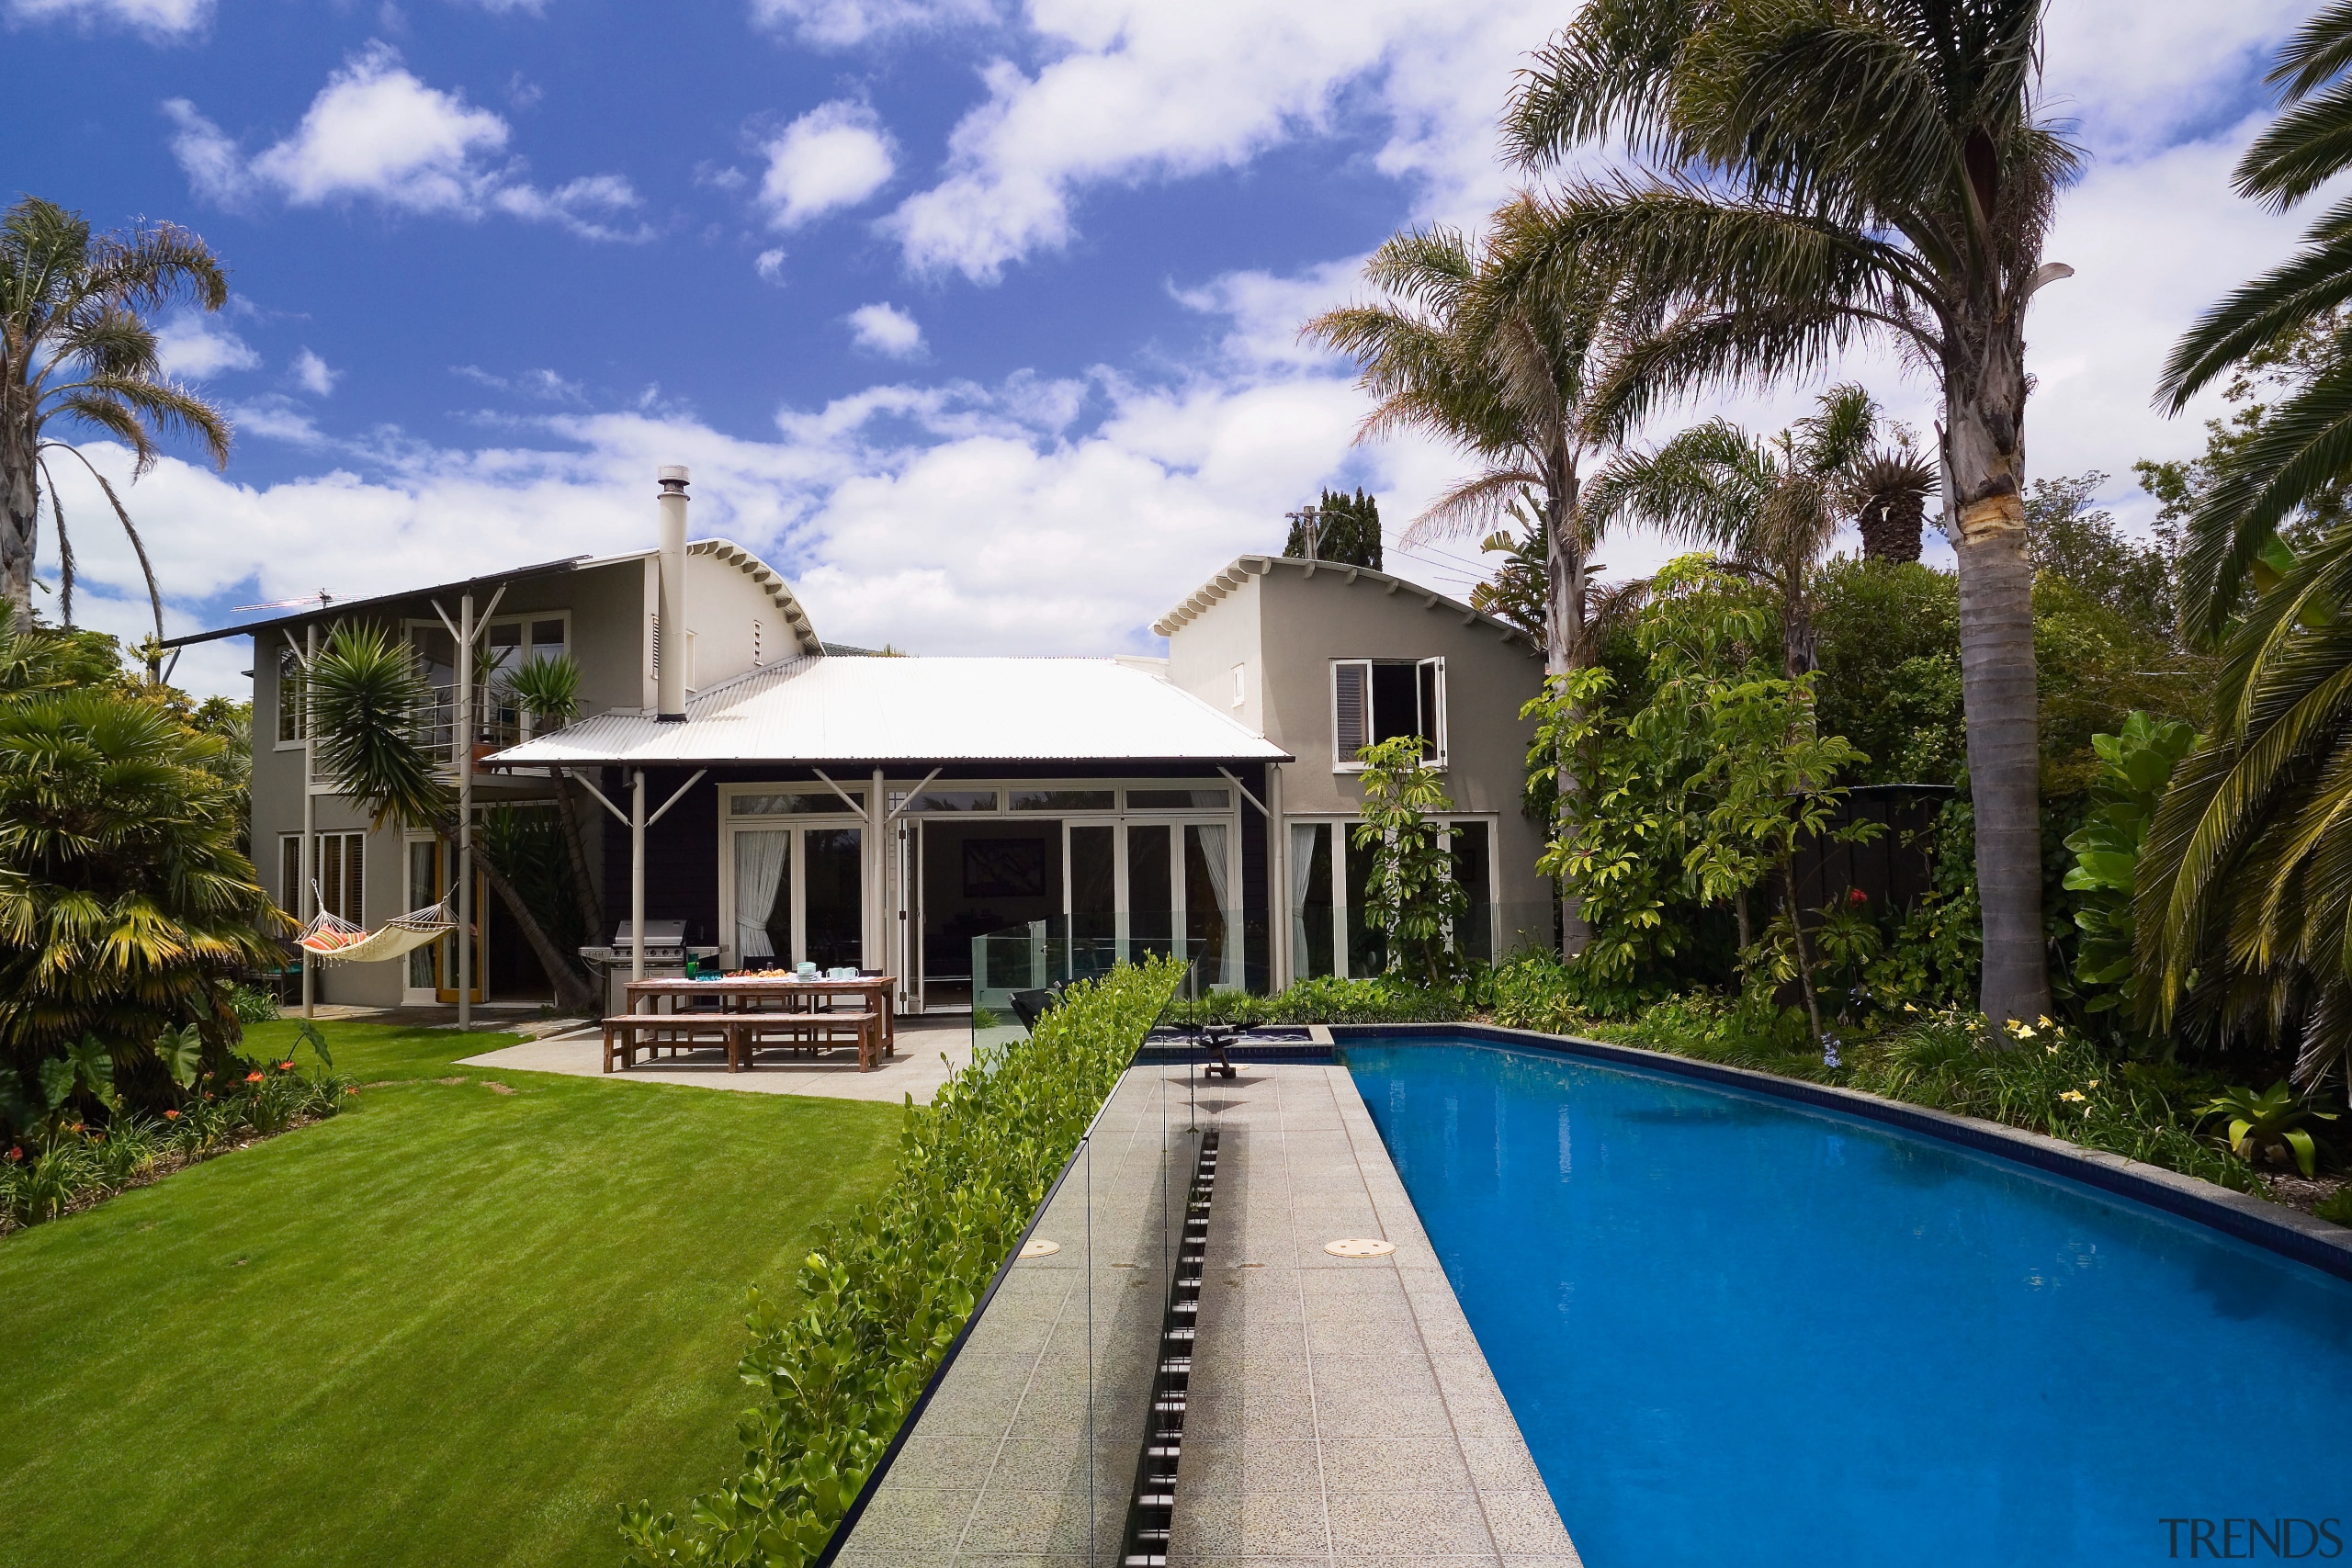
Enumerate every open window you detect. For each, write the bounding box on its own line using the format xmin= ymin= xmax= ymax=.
xmin=1331 ymin=656 xmax=1446 ymax=769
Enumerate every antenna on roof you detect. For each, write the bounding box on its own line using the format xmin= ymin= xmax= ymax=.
xmin=1284 ymin=505 xmax=1322 ymax=563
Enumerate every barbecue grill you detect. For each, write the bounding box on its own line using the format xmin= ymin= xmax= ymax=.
xmin=579 ymin=920 xmax=719 ymax=1013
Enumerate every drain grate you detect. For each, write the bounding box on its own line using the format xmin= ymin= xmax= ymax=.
xmin=1119 ymin=1129 xmax=1218 ymax=1568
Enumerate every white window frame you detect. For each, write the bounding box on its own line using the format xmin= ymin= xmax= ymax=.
xmin=1282 ymin=813 xmax=1493 ymax=984
xmin=718 ymin=784 xmax=872 ymax=970
xmin=273 ymin=645 xmax=306 ymax=751
xmin=1330 ymin=656 xmax=1447 ymax=772
xmin=280 ymin=829 xmax=366 ymax=923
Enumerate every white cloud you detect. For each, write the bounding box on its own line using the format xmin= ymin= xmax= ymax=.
xmin=758 ymin=100 xmax=897 ymax=229
xmin=885 ymin=0 xmax=1554 ymax=280
xmin=452 ymin=365 xmax=585 ymax=402
xmin=164 ymin=43 xmax=648 ymax=240
xmin=754 ymin=247 xmax=788 ymax=285
xmin=749 ymin=0 xmax=992 ymax=49
xmin=6 ymin=0 xmax=209 ymax=37
xmin=846 ymin=302 xmax=923 ymax=358
xmin=154 ymin=312 xmax=260 ymax=379
xmin=291 ymin=349 xmax=340 ymax=397
xmin=2041 ymin=0 xmax=2306 ymax=160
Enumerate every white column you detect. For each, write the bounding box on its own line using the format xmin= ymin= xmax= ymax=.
xmin=300 ymin=624 xmax=318 ymax=1019
xmin=458 ymin=592 xmax=473 ymax=1031
xmin=1269 ymin=762 xmax=1286 ymax=991
xmin=870 ymin=767 xmax=886 ymax=969
xmin=630 ymin=769 xmax=647 ymax=985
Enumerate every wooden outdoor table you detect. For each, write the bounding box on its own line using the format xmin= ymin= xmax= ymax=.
xmin=624 ymin=975 xmax=897 ymax=1057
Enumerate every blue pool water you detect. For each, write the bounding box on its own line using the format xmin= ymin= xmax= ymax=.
xmin=1344 ymin=1039 xmax=2352 ymax=1567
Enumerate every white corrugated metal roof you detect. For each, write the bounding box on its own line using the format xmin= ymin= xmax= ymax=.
xmin=484 ymin=655 xmax=1290 ymax=766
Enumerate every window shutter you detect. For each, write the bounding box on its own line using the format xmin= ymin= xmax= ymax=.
xmin=1333 ymin=661 xmax=1370 ymax=761
xmin=1418 ymin=657 xmax=1447 ymax=765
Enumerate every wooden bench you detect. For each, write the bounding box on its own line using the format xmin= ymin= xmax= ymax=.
xmin=738 ymin=1009 xmax=884 ymax=1072
xmin=603 ymin=1011 xmax=740 ymax=1073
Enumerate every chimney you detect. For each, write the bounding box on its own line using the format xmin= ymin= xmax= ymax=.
xmin=656 ymin=465 xmax=689 ymax=721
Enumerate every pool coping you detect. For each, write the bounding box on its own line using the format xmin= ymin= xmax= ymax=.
xmin=1331 ymin=1021 xmax=2352 ymax=1286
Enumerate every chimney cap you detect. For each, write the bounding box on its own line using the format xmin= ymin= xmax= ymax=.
xmin=658 ymin=465 xmax=690 ymax=489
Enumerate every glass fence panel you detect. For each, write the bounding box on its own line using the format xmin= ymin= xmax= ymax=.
xmin=831 ymin=954 xmax=1195 ymax=1568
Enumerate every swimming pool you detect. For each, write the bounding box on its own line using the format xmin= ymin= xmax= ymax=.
xmin=1343 ymin=1037 xmax=2352 ymax=1567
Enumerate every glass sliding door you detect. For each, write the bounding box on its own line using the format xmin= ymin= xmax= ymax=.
xmin=1290 ymin=822 xmax=1335 ymax=980
xmin=1069 ymin=824 xmax=1115 ymax=976
xmin=1345 ymin=825 xmax=1387 ymax=978
xmin=803 ymin=828 xmax=863 ymax=970
xmin=1448 ymin=820 xmax=1493 ymax=964
xmin=1183 ymin=823 xmax=1232 ymax=987
xmin=1127 ymin=823 xmax=1172 ymax=959
xmin=734 ymin=829 xmax=792 ymax=965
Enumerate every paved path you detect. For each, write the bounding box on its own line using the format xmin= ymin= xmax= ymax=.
xmin=457 ymin=1016 xmax=975 ymax=1104
xmin=1175 ymin=1062 xmax=1581 ymax=1565
xmin=831 ymin=1059 xmax=1579 ymax=1566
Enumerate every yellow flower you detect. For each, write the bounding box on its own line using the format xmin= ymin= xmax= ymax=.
xmin=1903 ymin=1002 xmax=1918 ymax=1013
xmin=2086 ymin=1079 xmax=2100 ymax=1089
xmin=2016 ymin=1024 xmax=2037 ymax=1039
xmin=2058 ymin=1089 xmax=2086 ymax=1102
xmin=2045 ymin=1044 xmax=2061 ymax=1055
xmin=2037 ymin=1015 xmax=2054 ymax=1029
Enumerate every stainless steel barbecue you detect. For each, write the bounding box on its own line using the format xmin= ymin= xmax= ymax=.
xmin=579 ymin=921 xmax=718 ymax=1013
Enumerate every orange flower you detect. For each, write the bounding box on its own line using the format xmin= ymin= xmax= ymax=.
xmin=343 ymin=1086 xmax=358 ymax=1096
xmin=4 ymin=1147 xmax=18 ymax=1162
xmin=244 ymin=1071 xmax=264 ymax=1083
xmin=277 ymin=1061 xmax=294 ymax=1071
xmin=164 ymin=1109 xmax=181 ymax=1120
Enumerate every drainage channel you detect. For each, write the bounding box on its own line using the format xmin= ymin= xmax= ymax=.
xmin=1119 ymin=1126 xmax=1218 ymax=1568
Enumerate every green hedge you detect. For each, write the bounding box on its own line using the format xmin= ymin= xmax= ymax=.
xmin=617 ymin=955 xmax=1184 ymax=1568
xmin=1179 ymin=973 xmax=1466 ymax=1026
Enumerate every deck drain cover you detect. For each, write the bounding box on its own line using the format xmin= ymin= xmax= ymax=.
xmin=1324 ymin=1237 xmax=1396 ymax=1258
xmin=1019 ymin=1238 xmax=1061 ymax=1258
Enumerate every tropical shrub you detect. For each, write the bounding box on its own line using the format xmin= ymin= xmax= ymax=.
xmin=0 ymin=655 xmax=286 ymax=1135
xmin=1177 ymin=974 xmax=1466 ymax=1028
xmin=617 ymin=957 xmax=1185 ymax=1568
xmin=1 ymin=1045 xmax=352 ymax=1234
xmin=1351 ymin=736 xmax=1469 ymax=985
xmin=2063 ymin=714 xmax=2195 ymax=1016
xmin=2196 ymin=1082 xmax=2337 ymax=1179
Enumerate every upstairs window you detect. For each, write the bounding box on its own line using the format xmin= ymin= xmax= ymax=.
xmin=276 ymin=646 xmax=305 ymax=745
xmin=1331 ymin=657 xmax=1445 ymax=769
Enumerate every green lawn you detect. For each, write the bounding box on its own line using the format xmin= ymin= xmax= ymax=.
xmin=0 ymin=1020 xmax=903 ymax=1568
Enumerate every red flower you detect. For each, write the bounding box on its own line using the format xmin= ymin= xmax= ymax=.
xmin=343 ymin=1087 xmax=358 ymax=1096
xmin=277 ymin=1061 xmax=294 ymax=1072
xmin=164 ymin=1109 xmax=181 ymax=1120
xmin=1847 ymin=887 xmax=1869 ymax=907
xmin=4 ymin=1147 xmax=18 ymax=1162
xmin=244 ymin=1071 xmax=264 ymax=1084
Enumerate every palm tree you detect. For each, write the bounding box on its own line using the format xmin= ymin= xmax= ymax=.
xmin=1301 ymin=224 xmax=1620 ymax=679
xmin=1302 ymin=222 xmax=1624 ymax=953
xmin=501 ymin=654 xmax=602 ymax=936
xmin=2134 ymin=525 xmax=2352 ymax=1091
xmin=307 ymin=625 xmax=597 ymax=1015
xmin=1 ymin=197 xmax=231 ymax=649
xmin=1588 ymin=384 xmax=1893 ymax=682
xmin=2157 ymin=1 xmax=2352 ymax=637
xmin=1497 ymin=0 xmax=2081 ymax=1024
xmin=0 ymin=605 xmax=283 ymax=1129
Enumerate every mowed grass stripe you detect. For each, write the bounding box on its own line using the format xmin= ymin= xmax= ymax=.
xmin=0 ymin=1022 xmax=902 ymax=1568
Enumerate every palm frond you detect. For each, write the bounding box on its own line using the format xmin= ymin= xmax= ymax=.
xmin=2157 ymin=203 xmax=2352 ymax=408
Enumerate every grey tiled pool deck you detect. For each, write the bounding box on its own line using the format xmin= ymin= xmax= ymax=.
xmin=835 ymin=1059 xmax=1578 ymax=1568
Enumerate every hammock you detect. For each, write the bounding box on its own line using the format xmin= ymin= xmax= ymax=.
xmin=298 ymin=886 xmax=463 ymax=964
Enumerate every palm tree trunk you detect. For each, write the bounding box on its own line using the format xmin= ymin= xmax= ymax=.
xmin=1946 ymin=329 xmax=2052 ymax=1028
xmin=1543 ymin=454 xmax=1594 ymax=959
xmin=1 ymin=424 xmax=39 ymax=625
xmin=438 ymin=811 xmax=597 ymax=1016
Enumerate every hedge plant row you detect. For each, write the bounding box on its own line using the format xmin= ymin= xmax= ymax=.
xmin=618 ymin=954 xmax=1185 ymax=1568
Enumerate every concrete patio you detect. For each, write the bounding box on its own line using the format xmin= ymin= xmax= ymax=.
xmin=455 ymin=1012 xmax=976 ymax=1104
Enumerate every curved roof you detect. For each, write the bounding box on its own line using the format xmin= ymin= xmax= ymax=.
xmin=1152 ymin=553 xmax=1535 ymax=648
xmin=485 ymin=654 xmax=1291 ymax=767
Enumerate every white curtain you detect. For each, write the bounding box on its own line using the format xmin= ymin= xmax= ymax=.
xmin=1190 ymin=823 xmax=1235 ymax=987
xmin=1289 ymin=823 xmax=1320 ymax=981
xmin=734 ymin=829 xmax=790 ymax=962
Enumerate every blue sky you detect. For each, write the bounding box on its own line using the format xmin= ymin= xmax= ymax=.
xmin=4 ymin=0 xmax=2324 ymax=695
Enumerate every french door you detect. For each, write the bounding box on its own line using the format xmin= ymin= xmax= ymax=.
xmin=407 ymin=836 xmax=487 ymax=1004
xmin=729 ymin=825 xmax=865 ymax=971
